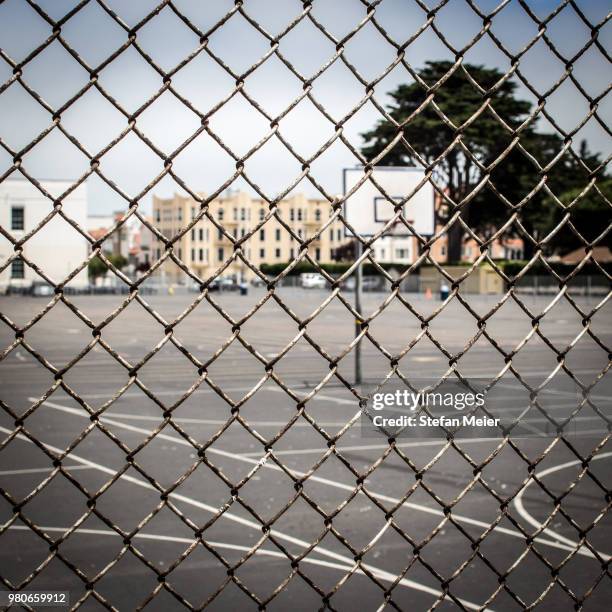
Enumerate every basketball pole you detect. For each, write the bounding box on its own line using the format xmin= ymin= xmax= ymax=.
xmin=354 ymin=239 xmax=363 ymax=385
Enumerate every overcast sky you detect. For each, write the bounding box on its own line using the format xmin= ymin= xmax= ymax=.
xmin=0 ymin=0 xmax=609 ymax=214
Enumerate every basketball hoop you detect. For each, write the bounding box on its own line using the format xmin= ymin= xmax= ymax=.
xmin=343 ymin=166 xmax=434 ymax=238
xmin=384 ymin=215 xmax=414 ymax=237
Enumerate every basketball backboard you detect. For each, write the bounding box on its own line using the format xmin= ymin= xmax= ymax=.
xmin=342 ymin=166 xmax=434 ymax=237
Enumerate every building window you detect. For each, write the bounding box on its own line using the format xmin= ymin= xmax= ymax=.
xmin=289 ymin=248 xmax=294 ymax=259
xmin=259 ymin=229 xmax=265 ymax=241
xmin=259 ymin=248 xmax=265 ymax=258
xmin=177 ymin=248 xmax=182 ymax=259
xmin=297 ymin=229 xmax=303 ymax=238
xmin=259 ymin=208 xmax=265 ymax=221
xmin=395 ymin=248 xmax=409 ymax=259
xmin=329 ymin=229 xmax=334 ymax=241
xmin=155 ymin=209 xmax=161 ymax=223
xmin=337 ymin=229 xmax=341 ymax=241
xmin=191 ymin=229 xmax=195 ymax=241
xmin=380 ymin=248 xmax=386 ymax=259
xmin=315 ymin=209 xmax=321 ymax=221
xmin=11 ymin=259 xmax=24 ymax=279
xmin=504 ymin=247 xmax=523 ymax=261
xmin=191 ymin=207 xmax=196 ymax=220
xmin=440 ymin=245 xmax=446 ymax=257
xmin=11 ymin=206 xmax=25 ymax=231
xmin=191 ymin=248 xmax=195 ymax=261
xmin=218 ymin=247 xmax=224 ymax=261
xmin=290 ymin=208 xmax=295 ymax=221
xmin=232 ymin=227 xmax=237 ymax=238
xmin=297 ymin=209 xmax=302 ymax=221
xmin=206 ymin=228 xmax=209 ymax=241
xmin=275 ymin=229 xmax=281 ymax=241
xmin=199 ymin=228 xmax=204 ymax=241
xmin=156 ymin=248 xmax=161 ymax=259
xmin=218 ymin=208 xmax=224 ymax=221
xmin=177 ymin=208 xmax=182 ymax=221
xmin=199 ymin=248 xmax=204 ymax=262
xmin=315 ymin=247 xmax=321 ymax=261
xmin=218 ymin=228 xmax=223 ymax=240
xmin=241 ymin=228 xmax=245 ymax=238
xmin=240 ymin=208 xmax=246 ymax=221
xmin=275 ymin=248 xmax=281 ymax=258
xmin=233 ymin=208 xmax=238 ymax=221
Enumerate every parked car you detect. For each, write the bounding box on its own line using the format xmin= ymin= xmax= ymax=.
xmin=342 ymin=276 xmax=381 ymax=291
xmin=218 ymin=276 xmax=238 ymax=291
xmin=30 ymin=281 xmax=54 ymax=297
xmin=189 ymin=280 xmax=220 ymax=292
xmin=300 ymin=273 xmax=326 ymax=289
xmin=251 ymin=276 xmax=269 ymax=287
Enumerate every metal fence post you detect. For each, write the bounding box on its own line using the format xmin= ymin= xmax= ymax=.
xmin=355 ymin=240 xmax=363 ymax=385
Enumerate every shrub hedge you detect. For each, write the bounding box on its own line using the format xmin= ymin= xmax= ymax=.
xmin=260 ymin=259 xmax=611 ymax=278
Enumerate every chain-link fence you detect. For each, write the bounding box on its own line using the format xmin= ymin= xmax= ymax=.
xmin=0 ymin=0 xmax=611 ymax=610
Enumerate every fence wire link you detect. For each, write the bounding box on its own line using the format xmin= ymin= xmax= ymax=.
xmin=0 ymin=0 xmax=611 ymax=610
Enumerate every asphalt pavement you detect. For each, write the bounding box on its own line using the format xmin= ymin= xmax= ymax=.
xmin=0 ymin=289 xmax=610 ymax=611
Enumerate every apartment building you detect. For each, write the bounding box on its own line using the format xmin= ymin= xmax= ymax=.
xmin=151 ymin=191 xmax=348 ymax=283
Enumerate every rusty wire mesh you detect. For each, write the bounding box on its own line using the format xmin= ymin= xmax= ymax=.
xmin=0 ymin=0 xmax=611 ymax=610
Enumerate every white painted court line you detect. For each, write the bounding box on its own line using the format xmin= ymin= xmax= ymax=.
xmin=77 ymin=386 xmax=260 ymax=400
xmin=267 ymin=387 xmax=357 ymax=405
xmin=14 ymin=350 xmax=26 ymax=362
xmin=0 ymin=465 xmax=95 ymax=476
xmin=239 ymin=439 xmax=499 ymax=458
xmin=15 ymin=366 xmax=604 ymax=402
xmin=513 ymin=452 xmax=611 ymax=561
xmin=29 ymin=399 xmax=597 ymax=559
xmin=0 ymin=423 xmax=489 ymax=611
xmin=100 ymin=412 xmax=347 ymax=428
xmin=3 ymin=526 xmax=490 ymax=610
xmin=6 ymin=524 xmax=359 ymax=573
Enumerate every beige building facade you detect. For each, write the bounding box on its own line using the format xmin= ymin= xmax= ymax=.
xmin=151 ymin=191 xmax=348 ymax=283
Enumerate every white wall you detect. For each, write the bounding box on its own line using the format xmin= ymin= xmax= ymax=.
xmin=86 ymin=214 xmax=114 ymax=232
xmin=0 ymin=178 xmax=89 ymax=289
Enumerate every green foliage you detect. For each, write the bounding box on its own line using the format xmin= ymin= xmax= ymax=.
xmin=537 ymin=174 xmax=612 ymax=256
xmin=362 ymin=61 xmax=531 ymax=169
xmin=260 ymin=261 xmax=408 ymax=277
xmin=88 ymin=252 xmax=128 ymax=279
xmin=261 ymin=260 xmax=611 ymax=282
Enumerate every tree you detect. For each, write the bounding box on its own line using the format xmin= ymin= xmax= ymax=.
xmin=538 ymin=176 xmax=612 ymax=256
xmin=88 ymin=252 xmax=127 ymax=280
xmin=516 ymin=138 xmax=610 ymax=258
xmin=360 ymin=61 xmax=586 ymax=262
